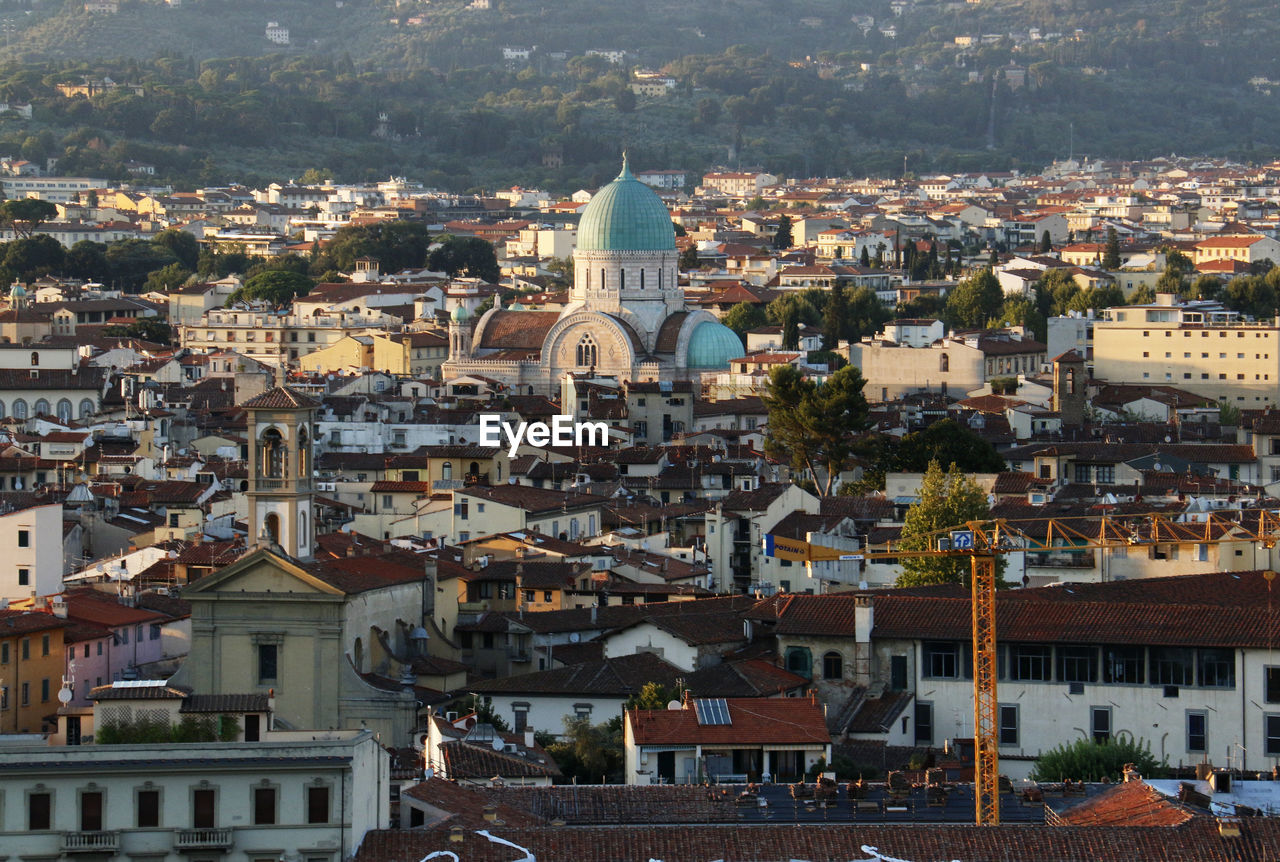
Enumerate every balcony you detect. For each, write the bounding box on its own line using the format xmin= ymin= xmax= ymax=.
xmin=62 ymin=831 xmax=121 ymax=853
xmin=174 ymin=828 xmax=234 ymax=851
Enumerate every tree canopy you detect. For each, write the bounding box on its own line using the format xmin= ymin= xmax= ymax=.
xmin=896 ymin=460 xmax=1003 ymax=588
xmin=228 ymin=270 xmax=315 ymax=307
xmin=945 ymin=269 xmax=1003 ymax=329
xmin=427 ymin=234 xmax=501 ymax=282
xmin=893 ymin=419 xmax=1008 ymax=474
xmin=762 ymin=364 xmax=870 ymax=496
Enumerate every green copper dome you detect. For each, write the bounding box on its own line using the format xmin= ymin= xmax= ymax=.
xmin=577 ymin=157 xmax=676 ymax=252
xmin=450 ymin=304 xmax=469 ymax=323
xmin=686 ymin=320 xmax=743 ymax=369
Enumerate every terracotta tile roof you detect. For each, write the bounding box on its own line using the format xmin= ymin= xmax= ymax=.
xmin=64 ymin=589 xmax=167 ymax=627
xmin=653 ymin=311 xmax=689 ymax=353
xmin=179 ymin=693 xmax=270 ymax=713
xmin=458 ymin=485 xmax=607 ymax=514
xmin=871 ymin=570 xmax=1280 ymax=648
xmin=477 ymin=311 xmax=559 ymax=350
xmin=298 ymin=552 xmax=427 ymax=594
xmin=1054 ymin=780 xmax=1194 ymax=827
xmin=469 ymin=651 xmax=684 ymax=696
xmin=90 ymin=681 xmax=186 ymax=700
xmin=439 ymin=739 xmax=562 ymax=781
xmin=368 ymin=480 xmax=434 ymax=494
xmin=355 ymin=819 xmax=1280 ymax=862
xmin=239 ymin=386 xmax=320 ymax=410
xmin=0 ymin=609 xmax=68 ymax=636
xmin=629 ymin=697 xmax=829 ymax=745
xmin=681 ymin=658 xmax=808 ymax=697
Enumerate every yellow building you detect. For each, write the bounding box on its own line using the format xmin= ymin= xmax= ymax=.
xmin=0 ymin=612 xmax=68 ymax=734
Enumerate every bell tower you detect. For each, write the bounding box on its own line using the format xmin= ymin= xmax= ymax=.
xmin=242 ymin=385 xmax=320 ymax=560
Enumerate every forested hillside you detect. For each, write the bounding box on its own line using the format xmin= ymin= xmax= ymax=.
xmin=0 ymin=0 xmax=1273 ymax=190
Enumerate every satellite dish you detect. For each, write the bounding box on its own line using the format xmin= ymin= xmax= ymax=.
xmin=424 ymin=767 xmax=434 ymax=781
xmin=568 ymin=632 xmax=581 ymax=643
xmin=492 ymin=736 xmax=505 ymax=752
xmin=666 ymin=700 xmax=682 ymax=711
xmin=57 ymin=688 xmax=72 ymax=704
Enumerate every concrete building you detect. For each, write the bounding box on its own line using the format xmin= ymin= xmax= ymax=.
xmin=0 ymin=728 xmax=388 ymax=861
xmin=1091 ymin=295 xmax=1280 ymax=405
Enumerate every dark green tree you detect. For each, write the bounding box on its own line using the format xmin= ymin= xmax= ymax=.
xmin=1102 ymin=226 xmax=1121 ymax=269
xmin=1039 ymin=229 xmax=1052 ymax=254
xmin=105 ymin=239 xmax=179 ymax=292
xmin=428 ymin=235 xmax=500 ymax=282
xmin=893 ymin=419 xmax=1007 ymax=474
xmin=143 ymin=262 xmax=191 ymax=293
xmin=822 ymin=283 xmax=846 ymax=350
xmin=679 ymin=245 xmax=700 ymax=270
xmin=0 ymin=199 xmax=57 ymax=239
xmin=860 ymin=246 xmax=871 ymax=267
xmin=0 ymin=235 xmax=65 ymax=283
xmin=228 ymin=270 xmax=315 ymax=306
xmin=945 ymin=269 xmax=1003 ymax=329
xmin=721 ymin=301 xmax=766 ymax=343
xmin=762 ymin=364 xmax=871 ymax=496
xmin=151 ymin=229 xmax=200 ymax=270
xmin=65 ymin=240 xmax=109 ymax=282
xmin=320 ymin=221 xmax=431 ymax=273
xmin=773 ymin=214 xmax=793 ymax=250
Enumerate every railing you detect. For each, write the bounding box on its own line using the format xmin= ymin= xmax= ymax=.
xmin=507 ymin=649 xmax=531 ymax=662
xmin=1026 ymin=552 xmax=1097 ymax=569
xmin=252 ymin=478 xmax=311 ymax=492
xmin=62 ymin=831 xmax=121 ymax=853
xmin=174 ymin=828 xmax=233 ymax=850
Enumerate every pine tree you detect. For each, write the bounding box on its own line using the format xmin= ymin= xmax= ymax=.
xmin=1103 ymin=226 xmax=1121 ymax=269
xmin=773 ymin=214 xmax=793 ymax=250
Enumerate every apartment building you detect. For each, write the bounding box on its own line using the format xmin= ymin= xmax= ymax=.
xmin=1091 ymin=296 xmax=1280 ymax=405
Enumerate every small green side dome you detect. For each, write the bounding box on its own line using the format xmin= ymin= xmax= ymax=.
xmin=686 ymin=320 xmax=743 ymax=369
xmin=450 ymin=304 xmax=469 ymax=323
xmin=9 ymin=282 xmax=26 ymax=297
xmin=577 ymin=156 xmax=676 ymax=252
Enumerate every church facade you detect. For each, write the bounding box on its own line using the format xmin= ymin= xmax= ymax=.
xmin=443 ymin=159 xmax=742 ymax=395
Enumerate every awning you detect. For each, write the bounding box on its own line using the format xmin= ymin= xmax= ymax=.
xmin=762 ymin=743 xmax=826 ymax=751
xmin=639 ymin=745 xmax=697 ymax=752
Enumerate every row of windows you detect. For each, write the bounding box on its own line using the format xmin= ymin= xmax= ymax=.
xmin=0 ymin=398 xmax=94 ymax=421
xmin=1143 ymin=351 xmax=1269 ymax=359
xmin=0 ymin=632 xmax=51 ymax=662
xmin=0 ymin=677 xmax=52 ymax=708
xmin=1140 ymin=330 xmax=1272 ymax=338
xmin=922 ymin=642 xmax=1237 ymax=688
xmin=25 ymin=783 xmax=332 ymax=831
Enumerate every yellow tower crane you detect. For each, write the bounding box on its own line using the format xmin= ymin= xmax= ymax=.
xmin=772 ymin=508 xmax=1280 ymax=825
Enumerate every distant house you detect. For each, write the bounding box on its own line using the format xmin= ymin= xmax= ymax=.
xmin=265 ymin=21 xmax=290 ymax=45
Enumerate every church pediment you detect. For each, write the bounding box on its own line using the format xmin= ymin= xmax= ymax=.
xmin=183 ymin=546 xmax=345 ymax=597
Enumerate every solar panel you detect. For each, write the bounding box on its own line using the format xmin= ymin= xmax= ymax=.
xmin=693 ymin=698 xmax=731 ymax=725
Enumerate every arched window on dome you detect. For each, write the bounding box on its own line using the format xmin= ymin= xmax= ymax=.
xmin=640 ymin=269 xmax=645 ymax=289
xmin=576 ymin=334 xmax=598 ymax=368
xmin=620 ymin=269 xmax=625 ymax=289
xmin=600 ymin=268 xmax=606 ymax=290
xmin=659 ymin=267 xmax=663 ymax=289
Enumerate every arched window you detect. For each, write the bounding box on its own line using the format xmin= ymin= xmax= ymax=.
xmin=785 ymin=646 xmax=812 ymax=679
xmin=0 ymin=401 xmax=7 ymax=419
xmin=259 ymin=428 xmax=286 ymax=479
xmin=619 ymin=269 xmax=625 ymax=289
xmin=576 ymin=334 xmax=598 ymax=368
xmin=658 ymin=267 xmax=663 ymax=289
xmin=442 ymin=462 xmax=453 ymax=481
xmin=78 ymin=399 xmax=94 ymax=419
xmin=29 ymin=351 xmax=38 ymax=366
xmin=263 ymin=512 xmax=280 ymax=544
xmin=640 ymin=269 xmax=645 ymax=289
xmin=298 ymin=510 xmax=309 ymax=553
xmin=297 ymin=426 xmax=310 ymax=478
xmin=56 ymin=400 xmax=72 ymax=423
xmin=823 ymin=651 xmax=843 ymax=680
xmin=12 ymin=399 xmax=27 ymax=420
xmin=33 ymin=399 xmax=49 ymax=417
xmin=1067 ymin=367 xmax=1077 ymax=395
xmin=939 ymin=353 xmax=950 ymax=373
xmin=600 ymin=268 xmax=605 ymax=289
xmin=353 ymin=637 xmax=365 ymax=673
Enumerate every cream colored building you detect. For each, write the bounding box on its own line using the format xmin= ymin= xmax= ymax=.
xmin=850 ymin=329 xmax=1045 ymax=402
xmin=0 ymin=729 xmax=388 ymax=862
xmin=1091 ymin=296 xmax=1280 ymax=405
xmin=179 ymin=304 xmax=404 ymax=366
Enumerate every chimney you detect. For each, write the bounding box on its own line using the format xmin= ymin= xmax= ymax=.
xmin=524 ymin=730 xmax=534 ymax=749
